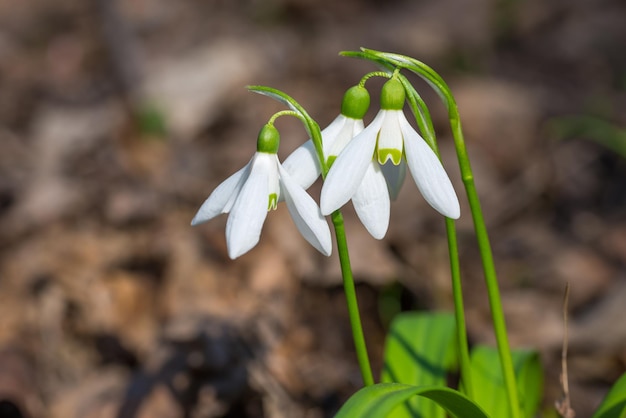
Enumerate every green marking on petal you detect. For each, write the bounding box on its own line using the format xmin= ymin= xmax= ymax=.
xmin=268 ymin=193 xmax=278 ymax=211
xmin=378 ymin=148 xmax=403 ymax=165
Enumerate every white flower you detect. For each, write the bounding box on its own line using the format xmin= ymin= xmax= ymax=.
xmin=282 ymin=86 xmax=391 ymax=239
xmin=191 ymin=125 xmax=332 ymax=259
xmin=320 ymin=79 xmax=460 ymax=231
xmin=283 ymin=114 xmax=364 ymax=190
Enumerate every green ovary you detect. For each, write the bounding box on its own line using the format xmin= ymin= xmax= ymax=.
xmin=341 ymin=86 xmax=370 ymax=119
xmin=377 ymin=148 xmax=402 ymax=165
xmin=257 ymin=124 xmax=280 ymax=154
xmin=268 ymin=193 xmax=278 ymax=210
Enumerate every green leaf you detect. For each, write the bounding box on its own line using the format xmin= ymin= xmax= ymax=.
xmin=592 ymin=372 xmax=626 ymax=418
xmin=381 ymin=312 xmax=458 ymax=418
xmin=136 ymin=102 xmax=168 ymax=138
xmin=335 ymin=383 xmax=489 ymax=418
xmin=468 ymin=346 xmax=543 ymax=418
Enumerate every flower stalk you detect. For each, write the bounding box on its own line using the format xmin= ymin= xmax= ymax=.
xmin=343 ymin=49 xmax=519 ymax=416
xmin=400 ymin=76 xmax=475 ymax=400
xmin=248 ymin=86 xmax=375 ymax=387
xmin=332 ymin=210 xmax=375 ymax=387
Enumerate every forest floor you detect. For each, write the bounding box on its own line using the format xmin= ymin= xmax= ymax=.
xmin=0 ymin=0 xmax=625 ymax=417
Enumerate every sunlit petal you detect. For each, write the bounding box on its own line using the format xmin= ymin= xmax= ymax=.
xmin=320 ymin=111 xmax=385 ymax=215
xmin=278 ymin=164 xmax=332 ymax=256
xmin=191 ymin=161 xmax=251 ymax=226
xmin=281 ymin=139 xmax=320 ymax=191
xmin=225 ymin=154 xmax=272 ymax=258
xmin=321 ymin=114 xmax=350 ymax=156
xmin=380 ymin=159 xmax=406 ymax=200
xmin=401 ymin=117 xmax=460 ymax=219
xmin=352 ymin=162 xmax=390 ymax=239
xmin=327 ymin=117 xmax=364 ymax=159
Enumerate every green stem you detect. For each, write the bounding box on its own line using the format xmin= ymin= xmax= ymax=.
xmin=332 ymin=211 xmax=375 ymax=386
xmin=358 ymin=71 xmax=392 ymax=88
xmin=350 ymin=49 xmax=520 ymax=417
xmin=444 ymin=218 xmax=474 ymax=399
xmin=302 ymin=91 xmax=374 ymax=387
xmin=449 ymin=108 xmax=518 ymax=415
xmin=400 ymin=76 xmax=474 ymax=400
xmin=430 ymin=69 xmax=519 ymax=418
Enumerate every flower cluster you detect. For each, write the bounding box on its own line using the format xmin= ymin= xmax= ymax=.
xmin=192 ymin=77 xmax=460 ymax=258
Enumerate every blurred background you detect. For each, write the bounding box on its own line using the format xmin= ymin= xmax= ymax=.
xmin=0 ymin=0 xmax=625 ymax=417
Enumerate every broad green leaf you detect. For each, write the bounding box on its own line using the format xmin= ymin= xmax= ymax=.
xmin=468 ymin=346 xmax=543 ymax=418
xmin=592 ymin=372 xmax=626 ymax=418
xmin=381 ymin=312 xmax=458 ymax=418
xmin=335 ymin=383 xmax=489 ymax=418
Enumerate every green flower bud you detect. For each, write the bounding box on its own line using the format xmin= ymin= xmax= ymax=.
xmin=257 ymin=124 xmax=280 ymax=154
xmin=341 ymin=85 xmax=370 ymax=119
xmin=380 ymin=78 xmax=405 ymax=110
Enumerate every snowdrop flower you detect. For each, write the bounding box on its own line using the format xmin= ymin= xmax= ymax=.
xmin=321 ymin=78 xmax=460 ymax=233
xmin=283 ymin=86 xmax=392 ymax=239
xmin=191 ymin=124 xmax=332 ymax=259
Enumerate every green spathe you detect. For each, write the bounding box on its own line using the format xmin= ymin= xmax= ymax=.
xmin=341 ymin=85 xmax=370 ymax=119
xmin=257 ymin=124 xmax=280 ymax=154
xmin=380 ymin=78 xmax=405 ymax=110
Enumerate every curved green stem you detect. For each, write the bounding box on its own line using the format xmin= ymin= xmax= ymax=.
xmin=359 ymin=71 xmax=391 ymax=88
xmin=248 ymin=85 xmax=374 ymax=386
xmin=345 ymin=50 xmax=520 ymax=417
xmin=268 ymin=110 xmax=299 ymax=125
xmin=400 ymin=76 xmax=474 ymax=400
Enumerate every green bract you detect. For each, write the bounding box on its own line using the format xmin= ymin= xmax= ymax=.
xmin=380 ymin=78 xmax=405 ymax=110
xmin=257 ymin=124 xmax=280 ymax=154
xmin=341 ymin=85 xmax=370 ymax=119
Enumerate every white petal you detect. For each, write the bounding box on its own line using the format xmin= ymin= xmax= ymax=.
xmin=282 ymin=139 xmax=321 ymax=190
xmin=380 ymin=159 xmax=406 ymax=201
xmin=278 ymin=164 xmax=332 ymax=256
xmin=191 ymin=161 xmax=251 ymax=226
xmin=377 ymin=110 xmax=404 ymax=165
xmin=281 ymin=114 xmax=348 ymax=190
xmin=321 ymin=114 xmax=351 ymax=156
xmin=225 ymin=153 xmax=272 ymax=258
xmin=327 ymin=117 xmax=364 ymax=158
xmin=268 ymin=154 xmax=280 ymax=209
xmin=400 ymin=116 xmax=460 ymax=219
xmin=320 ymin=111 xmax=385 ymax=215
xmin=352 ymin=162 xmax=390 ymax=239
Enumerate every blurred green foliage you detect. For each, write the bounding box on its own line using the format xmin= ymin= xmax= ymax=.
xmin=548 ymin=115 xmax=626 ymax=160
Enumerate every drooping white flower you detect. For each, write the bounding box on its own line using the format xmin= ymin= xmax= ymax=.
xmin=282 ymin=86 xmax=391 ymax=239
xmin=320 ymin=78 xmax=460 ymax=231
xmin=191 ymin=124 xmax=332 ymax=259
